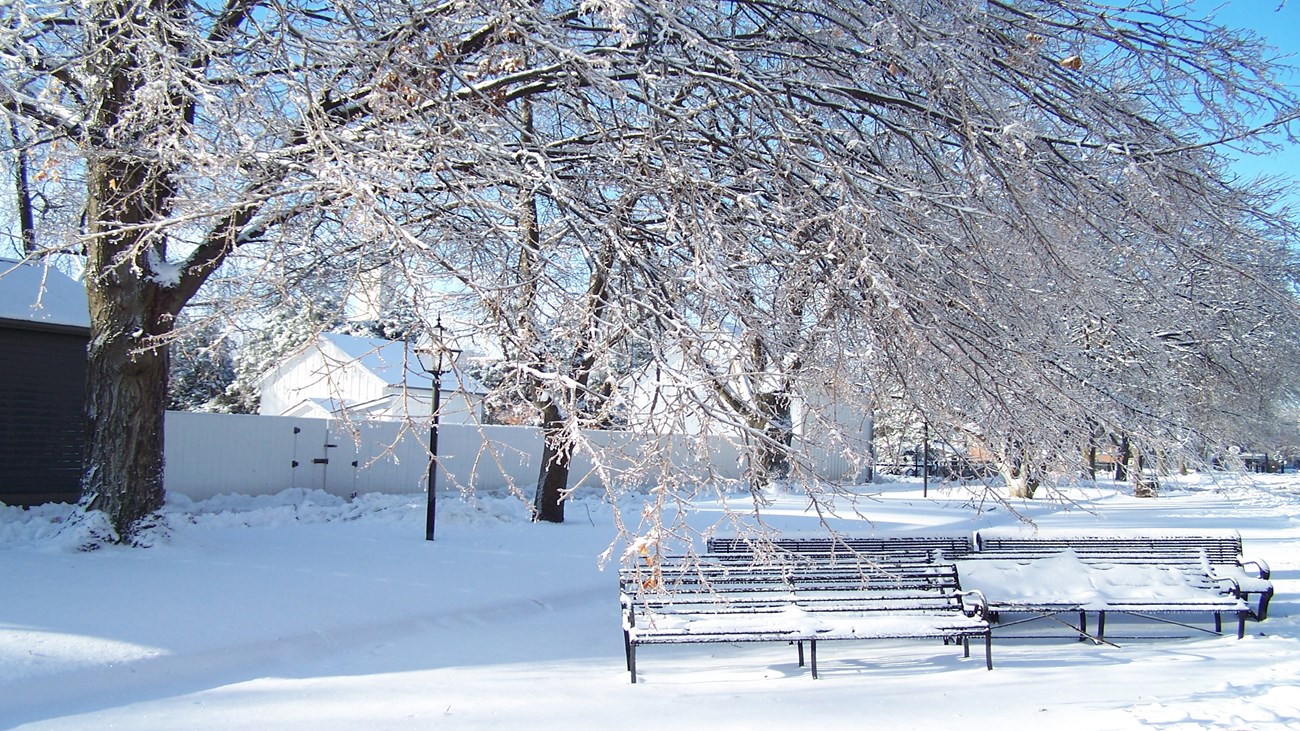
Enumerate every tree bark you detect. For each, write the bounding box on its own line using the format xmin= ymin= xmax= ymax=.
xmin=1005 ymin=468 xmax=1039 ymax=499
xmin=81 ymin=307 xmax=171 ymax=537
xmin=80 ymin=154 xmax=176 ymax=536
xmin=78 ymin=0 xmax=188 ymax=535
xmin=533 ymin=401 xmax=568 ymax=523
xmin=8 ymin=117 xmax=37 ymax=254
xmin=1115 ymin=434 xmax=1131 ymax=482
xmin=751 ymin=391 xmax=793 ymax=488
xmin=1000 ymin=444 xmax=1039 ymax=499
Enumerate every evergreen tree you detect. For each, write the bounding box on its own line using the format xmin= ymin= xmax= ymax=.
xmin=166 ymin=320 xmax=236 ymax=412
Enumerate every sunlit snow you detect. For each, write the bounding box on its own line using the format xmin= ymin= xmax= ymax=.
xmin=2 ymin=473 xmax=1298 ymax=730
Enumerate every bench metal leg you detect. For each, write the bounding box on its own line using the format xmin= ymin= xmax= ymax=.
xmin=1097 ymin=611 xmax=1106 ymax=643
xmin=984 ymin=633 xmax=993 ymax=670
xmin=1214 ymin=613 xmax=1222 ymax=634
xmin=962 ymin=636 xmax=970 ymax=658
xmin=628 ymin=644 xmax=637 ymax=684
xmin=1237 ymin=612 xmax=1246 ymax=639
xmin=797 ymin=641 xmax=805 ymax=667
xmin=624 ymin=631 xmax=633 ymax=671
xmin=1256 ymin=587 xmax=1274 ymax=621
xmin=810 ymin=639 xmax=818 ymax=679
xmin=1078 ymin=611 xmax=1088 ymax=642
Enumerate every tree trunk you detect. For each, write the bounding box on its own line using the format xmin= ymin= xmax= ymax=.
xmin=1005 ymin=469 xmax=1039 ymax=498
xmin=81 ymin=312 xmax=171 ymax=537
xmin=1000 ymin=447 xmax=1039 ymax=499
xmin=533 ymin=401 xmax=568 ymax=523
xmin=8 ymin=117 xmax=37 ymax=254
xmin=80 ymin=153 xmax=176 ymax=536
xmin=1114 ymin=434 xmax=1131 ymax=482
xmin=78 ymin=71 xmax=183 ymax=538
xmin=750 ymin=391 xmax=793 ymax=490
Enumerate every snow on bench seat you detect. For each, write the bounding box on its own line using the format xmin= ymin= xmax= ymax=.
xmin=969 ymin=528 xmax=1273 ymax=621
xmin=955 ymin=549 xmax=1252 ymax=641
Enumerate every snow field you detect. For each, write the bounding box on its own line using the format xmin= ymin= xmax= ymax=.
xmin=1 ymin=474 xmax=1298 ymax=730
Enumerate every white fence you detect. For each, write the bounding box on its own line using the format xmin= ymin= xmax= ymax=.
xmin=163 ymin=411 xmax=871 ymax=500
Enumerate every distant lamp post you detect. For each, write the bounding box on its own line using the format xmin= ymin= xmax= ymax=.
xmin=415 ymin=316 xmax=462 ymax=542
xmin=922 ymin=419 xmax=930 ymax=498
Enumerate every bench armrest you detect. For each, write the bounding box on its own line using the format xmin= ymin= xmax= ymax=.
xmin=1239 ymin=557 xmax=1271 ymax=581
xmin=958 ymin=589 xmax=990 ymax=620
xmin=1209 ymin=573 xmax=1243 ymax=597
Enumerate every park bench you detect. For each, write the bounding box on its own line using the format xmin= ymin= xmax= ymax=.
xmin=970 ymin=530 xmax=1273 ymax=621
xmin=955 ymin=551 xmax=1251 ymax=641
xmin=955 ymin=530 xmax=1271 ymax=642
xmin=620 ymin=555 xmax=991 ymax=683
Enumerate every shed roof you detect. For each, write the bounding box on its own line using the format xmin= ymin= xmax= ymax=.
xmin=0 ymin=258 xmax=90 ymax=330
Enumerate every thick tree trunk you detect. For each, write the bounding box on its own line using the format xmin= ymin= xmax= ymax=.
xmin=1000 ymin=446 xmax=1039 ymax=499
xmin=755 ymin=430 xmax=793 ymax=482
xmin=533 ymin=402 xmax=568 ymax=523
xmin=69 ymin=0 xmax=259 ymax=540
xmin=1114 ymin=434 xmax=1131 ymax=482
xmin=81 ymin=313 xmax=170 ymax=537
xmin=1004 ymin=467 xmax=1039 ymax=499
xmin=78 ymin=95 xmax=182 ymax=538
xmin=748 ymin=391 xmax=793 ymax=491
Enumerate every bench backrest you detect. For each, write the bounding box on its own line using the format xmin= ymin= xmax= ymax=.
xmin=707 ymin=536 xmax=975 ymax=562
xmin=972 ymin=534 xmax=1243 ymax=565
xmin=621 ymin=558 xmax=969 ymax=616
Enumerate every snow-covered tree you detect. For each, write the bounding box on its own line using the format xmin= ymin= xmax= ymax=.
xmin=166 ymin=318 xmax=236 ymax=412
xmin=3 ymin=0 xmax=1298 ymax=541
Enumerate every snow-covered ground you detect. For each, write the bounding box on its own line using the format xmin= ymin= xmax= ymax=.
xmin=2 ymin=473 xmax=1298 ymax=730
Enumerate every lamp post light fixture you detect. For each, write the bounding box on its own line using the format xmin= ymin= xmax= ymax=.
xmin=415 ymin=315 xmax=462 ymax=542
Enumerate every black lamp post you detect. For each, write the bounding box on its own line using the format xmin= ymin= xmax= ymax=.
xmin=415 ymin=316 xmax=461 ymax=542
xmin=922 ymin=419 xmax=930 ymax=498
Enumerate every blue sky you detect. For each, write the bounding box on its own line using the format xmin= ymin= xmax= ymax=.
xmin=1190 ymin=1 xmax=1300 ymax=190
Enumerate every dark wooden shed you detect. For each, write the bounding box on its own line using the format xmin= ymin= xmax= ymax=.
xmin=0 ymin=259 xmax=89 ymax=506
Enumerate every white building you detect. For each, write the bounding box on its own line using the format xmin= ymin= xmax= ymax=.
xmin=257 ymin=332 xmax=487 ymax=424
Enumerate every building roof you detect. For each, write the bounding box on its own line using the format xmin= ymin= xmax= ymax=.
xmin=280 ymin=397 xmax=349 ymax=418
xmin=0 ymin=258 xmax=90 ymax=330
xmin=318 ymin=332 xmax=487 ymax=394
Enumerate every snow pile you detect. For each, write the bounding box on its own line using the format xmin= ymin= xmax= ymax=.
xmin=957 ymin=550 xmax=1238 ymax=610
xmin=0 ymin=487 xmax=574 ymax=551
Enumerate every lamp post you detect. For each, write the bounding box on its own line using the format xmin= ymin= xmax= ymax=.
xmin=922 ymin=419 xmax=930 ymax=498
xmin=415 ymin=316 xmax=461 ymax=542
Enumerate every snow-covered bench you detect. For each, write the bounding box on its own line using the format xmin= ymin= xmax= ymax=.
xmin=957 ymin=547 xmax=1258 ymax=642
xmin=970 ymin=529 xmax=1273 ymax=621
xmin=619 ymin=557 xmax=991 ymax=683
xmin=706 ymin=535 xmax=975 ymax=564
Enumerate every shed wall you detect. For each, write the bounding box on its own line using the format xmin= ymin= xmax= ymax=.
xmin=0 ymin=324 xmax=87 ymax=505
